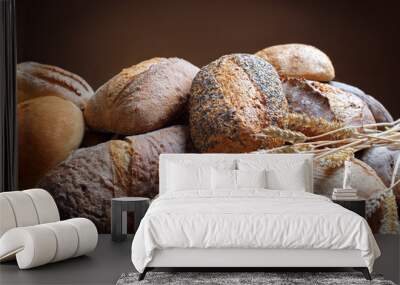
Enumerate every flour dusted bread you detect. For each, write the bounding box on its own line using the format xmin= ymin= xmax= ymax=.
xmin=359 ymin=147 xmax=400 ymax=205
xmin=84 ymin=58 xmax=199 ymax=135
xmin=17 ymin=62 xmax=93 ymax=110
xmin=189 ymin=53 xmax=288 ymax=153
xmin=313 ymin=157 xmax=398 ymax=233
xmin=256 ymin=44 xmax=335 ymax=81
xmin=37 ymin=125 xmax=188 ymax=232
xmin=18 ymin=96 xmax=85 ymax=188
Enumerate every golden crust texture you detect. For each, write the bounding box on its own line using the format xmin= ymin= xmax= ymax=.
xmin=189 ymin=53 xmax=288 ymax=153
xmin=282 ymin=77 xmax=375 ymax=136
xmin=84 ymin=57 xmax=199 ymax=135
xmin=17 ymin=62 xmax=94 ymax=110
xmin=256 ymin=43 xmax=335 ymax=81
xmin=18 ymin=96 xmax=85 ymax=188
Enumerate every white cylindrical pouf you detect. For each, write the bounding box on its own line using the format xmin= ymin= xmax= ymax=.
xmin=0 ymin=192 xmax=39 ymax=227
xmin=0 ymin=196 xmax=17 ymax=237
xmin=42 ymin=221 xmax=79 ymax=262
xmin=65 ymin=218 xmax=98 ymax=257
xmin=0 ymin=226 xmax=57 ymax=269
xmin=24 ymin=189 xmax=60 ymax=224
xmin=0 ymin=218 xmax=97 ymax=269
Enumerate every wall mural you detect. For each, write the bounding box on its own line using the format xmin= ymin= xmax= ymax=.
xmin=17 ymin=44 xmax=400 ymax=233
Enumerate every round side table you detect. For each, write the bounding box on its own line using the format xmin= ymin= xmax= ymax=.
xmin=111 ymin=197 xmax=150 ymax=242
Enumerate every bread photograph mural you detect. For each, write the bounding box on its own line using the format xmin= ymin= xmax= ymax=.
xmin=16 ymin=44 xmax=400 ymax=234
xmin=15 ymin=1 xmax=400 ymax=237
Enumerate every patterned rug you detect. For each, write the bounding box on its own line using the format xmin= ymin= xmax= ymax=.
xmin=116 ymin=271 xmax=395 ymax=285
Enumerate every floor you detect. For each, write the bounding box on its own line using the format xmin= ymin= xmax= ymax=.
xmin=1 ymin=234 xmax=398 ymax=285
xmin=0 ymin=235 xmax=134 ymax=285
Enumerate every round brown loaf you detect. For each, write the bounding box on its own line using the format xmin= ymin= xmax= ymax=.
xmin=282 ymin=77 xmax=375 ymax=135
xmin=189 ymin=53 xmax=288 ymax=153
xmin=359 ymin=147 xmax=400 ymax=207
xmin=84 ymin=57 xmax=199 ymax=135
xmin=256 ymin=44 xmax=335 ymax=81
xmin=37 ymin=125 xmax=188 ymax=232
xmin=18 ymin=96 xmax=85 ymax=188
xmin=329 ymin=81 xmax=393 ymax=125
xmin=17 ymin=62 xmax=93 ymax=110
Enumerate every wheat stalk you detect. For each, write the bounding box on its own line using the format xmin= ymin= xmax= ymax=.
xmin=255 ymin=114 xmax=400 ymax=173
xmin=380 ymin=194 xmax=400 ymax=234
xmin=256 ymin=126 xmax=307 ymax=144
xmin=287 ymin=113 xmax=354 ymax=139
xmin=317 ymin=148 xmax=355 ymax=168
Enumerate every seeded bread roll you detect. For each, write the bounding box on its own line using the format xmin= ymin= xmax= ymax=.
xmin=282 ymin=77 xmax=375 ymax=136
xmin=189 ymin=53 xmax=288 ymax=153
xmin=84 ymin=58 xmax=199 ymax=135
xmin=37 ymin=125 xmax=188 ymax=232
xmin=17 ymin=62 xmax=93 ymax=110
xmin=256 ymin=44 xmax=335 ymax=81
xmin=18 ymin=96 xmax=85 ymax=188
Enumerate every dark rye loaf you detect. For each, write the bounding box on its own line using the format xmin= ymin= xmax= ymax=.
xmin=17 ymin=62 xmax=94 ymax=110
xmin=84 ymin=58 xmax=199 ymax=135
xmin=189 ymin=53 xmax=288 ymax=153
xmin=38 ymin=125 xmax=188 ymax=232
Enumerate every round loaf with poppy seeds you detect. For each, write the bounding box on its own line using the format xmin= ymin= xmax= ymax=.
xmin=189 ymin=53 xmax=288 ymax=153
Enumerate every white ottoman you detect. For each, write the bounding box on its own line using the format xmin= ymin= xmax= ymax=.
xmin=0 ymin=189 xmax=98 ymax=269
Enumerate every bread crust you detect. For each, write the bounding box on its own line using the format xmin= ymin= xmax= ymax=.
xmin=282 ymin=77 xmax=375 ymax=135
xmin=37 ymin=125 xmax=188 ymax=232
xmin=189 ymin=53 xmax=287 ymax=153
xmin=256 ymin=44 xmax=335 ymax=81
xmin=18 ymin=96 xmax=85 ymax=188
xmin=84 ymin=58 xmax=199 ymax=135
xmin=17 ymin=62 xmax=93 ymax=110
xmin=329 ymin=81 xmax=393 ymax=124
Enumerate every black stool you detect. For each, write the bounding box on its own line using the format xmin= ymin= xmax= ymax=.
xmin=111 ymin=197 xmax=150 ymax=241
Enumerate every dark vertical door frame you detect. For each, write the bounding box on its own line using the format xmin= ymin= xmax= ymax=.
xmin=0 ymin=0 xmax=17 ymax=192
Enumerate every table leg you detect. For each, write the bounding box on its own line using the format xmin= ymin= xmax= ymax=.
xmin=111 ymin=201 xmax=124 ymax=242
xmin=122 ymin=210 xmax=127 ymax=235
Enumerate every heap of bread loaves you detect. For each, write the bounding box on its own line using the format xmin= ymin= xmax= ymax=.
xmin=17 ymin=44 xmax=397 ymax=232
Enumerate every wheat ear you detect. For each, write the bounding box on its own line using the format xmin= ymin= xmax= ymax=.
xmin=317 ymin=148 xmax=354 ymax=168
xmin=287 ymin=113 xmax=354 ymax=139
xmin=256 ymin=126 xmax=307 ymax=144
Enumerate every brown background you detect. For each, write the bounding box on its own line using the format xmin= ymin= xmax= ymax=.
xmin=16 ymin=0 xmax=400 ymax=117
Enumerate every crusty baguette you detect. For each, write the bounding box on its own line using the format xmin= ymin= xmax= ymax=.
xmin=189 ymin=53 xmax=288 ymax=153
xmin=37 ymin=125 xmax=188 ymax=232
xmin=84 ymin=58 xmax=199 ymax=135
xmin=17 ymin=62 xmax=93 ymax=110
xmin=256 ymin=44 xmax=335 ymax=81
xmin=18 ymin=96 xmax=85 ymax=188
